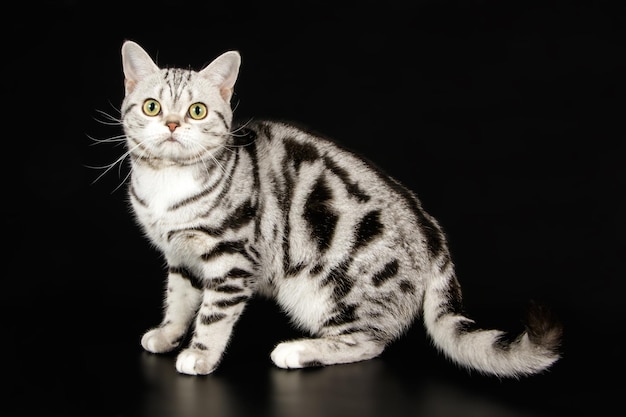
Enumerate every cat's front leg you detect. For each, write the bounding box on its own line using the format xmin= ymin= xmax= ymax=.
xmin=141 ymin=268 xmax=202 ymax=353
xmin=176 ymin=284 xmax=251 ymax=375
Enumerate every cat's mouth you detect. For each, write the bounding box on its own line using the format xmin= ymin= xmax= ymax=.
xmin=151 ymin=135 xmax=211 ymax=164
xmin=159 ymin=136 xmax=186 ymax=150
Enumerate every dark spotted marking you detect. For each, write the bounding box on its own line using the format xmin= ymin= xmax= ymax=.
xmin=226 ymin=200 xmax=257 ymax=231
xmin=415 ymin=209 xmax=444 ymax=258
xmin=167 ymin=225 xmax=221 ymax=242
xmin=284 ymin=137 xmax=320 ymax=171
xmin=216 ymin=284 xmax=244 ymax=293
xmin=214 ymin=110 xmax=230 ymax=131
xmin=310 ymin=263 xmax=325 ymax=275
xmin=170 ymin=151 xmax=238 ymax=211
xmin=371 ymin=259 xmax=399 ymax=287
xmin=249 ymin=246 xmax=261 ymax=261
xmin=168 ymin=180 xmax=224 ymax=211
xmin=255 ymin=121 xmax=274 ymax=143
xmin=169 ymin=266 xmax=204 ymax=290
xmin=370 ymin=166 xmax=444 ymax=258
xmin=192 ymin=342 xmax=209 ymax=351
xmin=204 ymin=278 xmax=226 ymax=290
xmin=201 ymin=240 xmax=249 ymax=261
xmin=337 ymin=327 xmax=363 ymax=335
xmin=225 ymin=268 xmax=253 ymax=278
xmin=285 ymin=262 xmax=306 ymax=277
xmin=323 ymin=302 xmax=358 ymax=327
xmin=215 ymin=295 xmax=250 ymax=308
xmin=354 ymin=210 xmax=383 ymax=251
xmin=304 ymin=176 xmax=338 ymax=253
xmin=184 ymin=201 xmax=257 ymax=238
xmin=234 ymin=135 xmax=261 ymax=240
xmin=493 ymin=332 xmax=520 ymax=352
xmin=398 ymin=280 xmax=415 ymax=294
xmin=129 ymin=184 xmax=148 ymax=207
xmin=456 ymin=319 xmax=483 ymax=337
xmin=276 ymin=160 xmax=297 ymax=275
xmin=434 ymin=274 xmax=464 ymax=321
xmin=200 ymin=312 xmax=227 ymax=325
xmin=322 ymin=259 xmax=353 ymax=300
xmin=337 ymin=323 xmax=389 ymax=342
xmin=323 ymin=157 xmax=370 ymax=203
xmin=363 ymin=325 xmax=391 ymax=342
xmin=367 ymin=293 xmax=395 ymax=307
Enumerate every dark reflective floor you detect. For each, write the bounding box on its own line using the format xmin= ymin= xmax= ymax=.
xmin=7 ymin=291 xmax=618 ymax=416
xmin=6 ymin=1 xmax=623 ymax=416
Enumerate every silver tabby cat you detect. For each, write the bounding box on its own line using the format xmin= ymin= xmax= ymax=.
xmin=119 ymin=40 xmax=562 ymax=377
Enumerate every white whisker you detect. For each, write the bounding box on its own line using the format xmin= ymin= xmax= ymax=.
xmin=85 ymin=139 xmax=144 ymax=187
xmin=231 ymin=118 xmax=254 ymax=138
xmin=188 ymin=140 xmax=230 ymax=178
xmin=108 ymin=165 xmax=133 ymax=194
xmin=93 ymin=108 xmax=122 ymax=126
xmin=87 ymin=133 xmax=127 ymax=146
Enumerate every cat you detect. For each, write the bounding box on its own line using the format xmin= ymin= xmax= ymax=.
xmin=117 ymin=40 xmax=562 ymax=377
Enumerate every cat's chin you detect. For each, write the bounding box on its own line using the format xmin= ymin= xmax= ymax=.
xmin=150 ymin=141 xmax=211 ymax=164
xmin=134 ymin=148 xmax=214 ymax=168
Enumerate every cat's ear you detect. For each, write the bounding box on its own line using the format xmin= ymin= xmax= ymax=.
xmin=121 ymin=41 xmax=160 ymax=95
xmin=199 ymin=51 xmax=241 ymax=103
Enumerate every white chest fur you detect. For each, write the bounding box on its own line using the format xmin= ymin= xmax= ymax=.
xmin=130 ymin=165 xmax=205 ymax=249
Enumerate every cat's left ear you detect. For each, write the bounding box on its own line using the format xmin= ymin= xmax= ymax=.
xmin=199 ymin=51 xmax=241 ymax=103
xmin=121 ymin=40 xmax=160 ymax=95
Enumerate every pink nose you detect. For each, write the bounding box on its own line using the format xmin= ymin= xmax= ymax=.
xmin=167 ymin=122 xmax=179 ymax=132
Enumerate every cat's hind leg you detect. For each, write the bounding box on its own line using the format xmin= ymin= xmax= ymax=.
xmin=141 ymin=269 xmax=202 ymax=353
xmin=270 ymin=332 xmax=385 ymax=369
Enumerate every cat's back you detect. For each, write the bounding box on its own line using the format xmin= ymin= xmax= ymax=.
xmin=242 ymin=119 xmax=438 ymax=251
xmin=245 ymin=119 xmax=403 ymax=193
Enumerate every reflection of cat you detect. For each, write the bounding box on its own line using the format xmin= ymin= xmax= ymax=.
xmin=118 ymin=40 xmax=561 ymax=376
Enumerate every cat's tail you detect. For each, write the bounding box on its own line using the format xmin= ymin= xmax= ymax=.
xmin=422 ymin=267 xmax=563 ymax=378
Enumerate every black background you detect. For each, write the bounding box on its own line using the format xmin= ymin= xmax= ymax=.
xmin=5 ymin=1 xmax=624 ymax=416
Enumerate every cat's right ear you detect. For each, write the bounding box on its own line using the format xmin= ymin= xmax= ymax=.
xmin=121 ymin=41 xmax=160 ymax=95
xmin=199 ymin=51 xmax=241 ymax=103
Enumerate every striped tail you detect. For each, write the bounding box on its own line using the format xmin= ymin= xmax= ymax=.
xmin=422 ymin=269 xmax=563 ymax=378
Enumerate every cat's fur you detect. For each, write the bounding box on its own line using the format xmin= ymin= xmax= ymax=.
xmin=119 ymin=40 xmax=562 ymax=377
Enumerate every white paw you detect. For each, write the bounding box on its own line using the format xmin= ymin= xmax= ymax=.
xmin=270 ymin=341 xmax=307 ymax=369
xmin=141 ymin=328 xmax=181 ymax=353
xmin=176 ymin=349 xmax=216 ymax=375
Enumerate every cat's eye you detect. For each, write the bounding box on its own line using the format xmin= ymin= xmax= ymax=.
xmin=142 ymin=99 xmax=161 ymax=116
xmin=188 ymin=102 xmax=208 ymax=120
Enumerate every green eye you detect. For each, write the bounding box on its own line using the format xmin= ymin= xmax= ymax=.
xmin=188 ymin=102 xmax=208 ymax=120
xmin=142 ymin=99 xmax=161 ymax=116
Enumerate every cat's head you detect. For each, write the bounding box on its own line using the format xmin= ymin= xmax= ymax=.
xmin=121 ymin=40 xmax=241 ymax=165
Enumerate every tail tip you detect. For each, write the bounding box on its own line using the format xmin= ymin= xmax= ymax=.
xmin=525 ymin=300 xmax=563 ymax=357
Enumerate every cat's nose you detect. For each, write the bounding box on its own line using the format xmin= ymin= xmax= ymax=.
xmin=166 ymin=121 xmax=179 ymax=132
